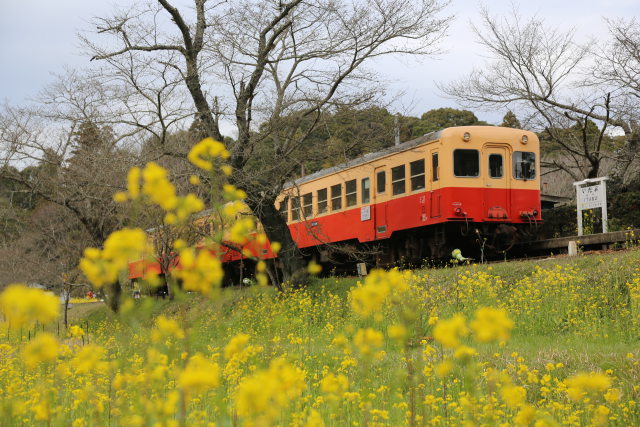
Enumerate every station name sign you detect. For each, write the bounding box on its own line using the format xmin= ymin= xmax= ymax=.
xmin=573 ymin=177 xmax=608 ymax=235
xmin=578 ymin=184 xmax=606 ymax=210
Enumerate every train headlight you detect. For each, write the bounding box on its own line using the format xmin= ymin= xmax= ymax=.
xmin=521 ymin=135 xmax=528 ymax=144
xmin=463 ymin=132 xmax=471 ymax=142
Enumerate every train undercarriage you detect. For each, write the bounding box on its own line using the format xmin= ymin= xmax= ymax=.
xmin=305 ymin=220 xmax=540 ymax=273
xmin=214 ymin=221 xmax=540 ymax=284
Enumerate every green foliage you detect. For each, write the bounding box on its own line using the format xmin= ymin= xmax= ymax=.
xmin=254 ymin=107 xmax=419 ymax=175
xmin=500 ymin=110 xmax=521 ymax=128
xmin=540 ymin=177 xmax=640 ymax=238
xmin=411 ymin=107 xmax=489 ymax=137
xmin=609 ymin=192 xmax=640 ymax=230
xmin=539 ymin=120 xmax=619 ymax=167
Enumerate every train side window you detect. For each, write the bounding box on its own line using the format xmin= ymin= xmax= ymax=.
xmin=317 ymin=188 xmax=328 ymax=214
xmin=513 ymin=151 xmax=536 ymax=180
xmin=489 ymin=154 xmax=503 ymax=178
xmin=376 ymin=171 xmax=386 ymax=194
xmin=291 ymin=196 xmax=300 ymax=221
xmin=391 ymin=165 xmax=406 ymax=195
xmin=410 ymin=159 xmax=425 ymax=191
xmin=279 ymin=196 xmax=289 ymax=221
xmin=302 ymin=193 xmax=313 ymax=217
xmin=331 ymin=184 xmax=342 ymax=211
xmin=345 ymin=179 xmax=357 ymax=207
xmin=361 ymin=177 xmax=370 ymax=204
xmin=453 ymin=149 xmax=479 ymax=177
xmin=432 ymin=153 xmax=439 ymax=181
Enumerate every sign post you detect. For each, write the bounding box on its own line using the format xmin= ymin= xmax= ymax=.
xmin=573 ymin=177 xmax=608 ymax=236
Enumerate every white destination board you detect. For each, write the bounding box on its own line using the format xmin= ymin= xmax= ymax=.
xmin=360 ymin=205 xmax=371 ymax=221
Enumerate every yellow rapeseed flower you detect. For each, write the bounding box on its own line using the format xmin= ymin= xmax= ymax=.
xmin=387 ymin=324 xmax=408 ymax=344
xmin=228 ymin=217 xmax=255 ymax=244
xmin=307 ymin=261 xmax=322 ymax=275
xmin=173 ymin=193 xmax=205 ymax=222
xmin=142 ymin=162 xmax=177 ymax=211
xmin=501 ymin=385 xmax=527 ymax=408
xmin=223 ymin=200 xmax=248 ymax=218
xmin=592 ymin=405 xmax=610 ymax=426
xmin=188 ymin=137 xmax=230 ymax=171
xmin=514 ymin=404 xmax=536 ymax=426
xmin=470 ymin=307 xmax=514 ymax=343
xmin=101 ymin=228 xmax=148 ymax=263
xmin=235 ymin=357 xmax=306 ymax=424
xmin=79 ymin=228 xmax=149 ymax=288
xmin=113 ymin=191 xmax=128 ymax=203
xmin=433 ymin=314 xmax=468 ymax=349
xmin=320 ymin=373 xmax=349 ymax=397
xmin=604 ymin=388 xmax=621 ymax=404
xmin=172 ymin=248 xmax=223 ymax=295
xmin=224 ymin=333 xmax=250 ymax=360
xmin=177 ymin=353 xmax=220 ymax=394
xmin=349 ymin=269 xmax=410 ymax=318
xmin=306 ymin=409 xmax=325 ymax=427
xmin=69 ymin=325 xmax=84 ymax=338
xmin=127 ymin=166 xmax=141 ymax=198
xmin=0 ymin=284 xmax=60 ymax=328
xmin=565 ymin=372 xmax=612 ymax=401
xmin=72 ymin=344 xmax=106 ymax=374
xmin=270 ymin=241 xmax=282 ymax=254
xmin=23 ymin=333 xmax=59 ymax=368
xmin=354 ymin=328 xmax=384 ymax=356
xmin=453 ymin=345 xmax=477 ymax=362
xmin=435 ymin=359 xmax=453 ymax=378
xmin=151 ymin=316 xmax=185 ymax=343
xmin=222 ymin=184 xmax=247 ymax=201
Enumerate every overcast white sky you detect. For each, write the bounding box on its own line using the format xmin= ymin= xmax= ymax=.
xmin=1 ymin=0 xmax=639 ymax=125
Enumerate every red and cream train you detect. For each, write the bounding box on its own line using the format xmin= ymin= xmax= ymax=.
xmin=129 ymin=126 xmax=541 ymax=280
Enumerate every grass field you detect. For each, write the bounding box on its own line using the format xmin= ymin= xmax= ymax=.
xmin=1 ymin=249 xmax=639 ymax=426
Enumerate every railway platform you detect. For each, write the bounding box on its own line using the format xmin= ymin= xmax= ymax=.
xmin=518 ymin=229 xmax=640 ymax=254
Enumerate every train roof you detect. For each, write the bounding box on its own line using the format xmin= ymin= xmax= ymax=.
xmin=288 ymin=130 xmax=443 ymax=188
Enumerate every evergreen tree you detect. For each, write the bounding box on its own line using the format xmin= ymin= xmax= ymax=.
xmin=412 ymin=108 xmax=488 ymax=137
xmin=501 ymin=111 xmax=522 ymax=128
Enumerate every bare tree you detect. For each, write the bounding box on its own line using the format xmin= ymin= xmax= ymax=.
xmin=591 ymin=18 xmax=640 ymax=177
xmin=85 ymin=0 xmax=450 ymax=282
xmin=440 ymin=8 xmax=637 ymax=180
xmin=593 ymin=18 xmax=640 ymax=112
xmin=0 ymin=75 xmax=137 ymax=307
xmin=0 ymin=106 xmax=128 ymax=245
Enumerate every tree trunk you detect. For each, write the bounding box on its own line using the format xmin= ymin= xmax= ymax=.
xmin=105 ymin=281 xmax=122 ymax=312
xmin=166 ymin=275 xmax=176 ymax=301
xmin=184 ymin=59 xmax=223 ymax=142
xmin=587 ymin=157 xmax=601 ymax=179
xmin=64 ymin=294 xmax=70 ymax=328
xmin=246 ymin=195 xmax=307 ymax=287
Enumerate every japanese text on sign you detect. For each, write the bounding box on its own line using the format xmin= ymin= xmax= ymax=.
xmin=578 ymin=185 xmax=605 ymax=210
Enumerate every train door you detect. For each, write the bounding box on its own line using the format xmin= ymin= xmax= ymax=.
xmin=373 ymin=166 xmax=388 ymax=239
xmin=483 ymin=145 xmax=510 ymax=219
xmin=429 ymin=150 xmax=441 ymax=217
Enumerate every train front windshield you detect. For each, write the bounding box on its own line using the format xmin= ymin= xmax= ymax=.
xmin=513 ymin=151 xmax=536 ymax=180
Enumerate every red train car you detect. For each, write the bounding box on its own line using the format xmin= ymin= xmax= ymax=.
xmin=277 ymin=125 xmax=540 ymax=264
